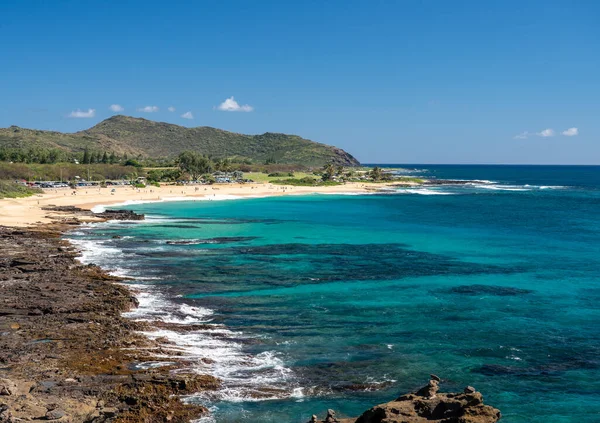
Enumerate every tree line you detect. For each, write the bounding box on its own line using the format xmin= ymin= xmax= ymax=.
xmin=0 ymin=146 xmax=131 ymax=165
xmin=0 ymin=146 xmax=176 ymax=167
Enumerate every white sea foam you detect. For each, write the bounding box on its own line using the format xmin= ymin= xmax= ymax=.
xmin=472 ymin=184 xmax=531 ymax=192
xmin=67 ymin=229 xmax=298 ymax=406
xmin=388 ymin=168 xmax=428 ymax=175
xmin=67 ymin=238 xmax=124 ymax=265
xmin=539 ymin=185 xmax=567 ymax=190
xmin=315 ymin=191 xmax=377 ymax=196
xmin=397 ymin=188 xmax=455 ymax=195
xmin=364 ymin=375 xmax=398 ymax=385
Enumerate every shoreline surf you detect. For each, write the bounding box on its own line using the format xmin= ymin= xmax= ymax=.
xmin=0 ymin=181 xmax=397 ymax=227
xmin=66 ymin=218 xmax=304 ymax=416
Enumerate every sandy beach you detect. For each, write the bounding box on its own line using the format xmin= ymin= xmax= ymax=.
xmin=0 ymin=182 xmax=395 ymax=227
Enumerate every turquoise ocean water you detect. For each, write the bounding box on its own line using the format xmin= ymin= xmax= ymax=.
xmin=67 ymin=165 xmax=600 ymax=422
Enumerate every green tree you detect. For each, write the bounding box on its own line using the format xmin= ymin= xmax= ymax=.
xmin=201 ymin=173 xmax=216 ymax=184
xmin=215 ymin=158 xmax=232 ymax=172
xmin=127 ymin=171 xmax=138 ymax=186
xmin=321 ymin=163 xmax=336 ymax=182
xmin=82 ymin=148 xmax=90 ymax=164
xmin=101 ymin=152 xmax=108 ymax=164
xmin=370 ymin=166 xmax=383 ymax=181
xmin=124 ymin=159 xmax=142 ymax=167
xmin=177 ymin=151 xmax=213 ymax=180
xmin=48 ymin=149 xmax=60 ymax=164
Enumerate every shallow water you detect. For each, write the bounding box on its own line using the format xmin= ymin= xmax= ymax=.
xmin=67 ymin=165 xmax=600 ymax=422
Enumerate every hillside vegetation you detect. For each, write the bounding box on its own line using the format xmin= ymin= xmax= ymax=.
xmin=0 ymin=115 xmax=359 ymax=167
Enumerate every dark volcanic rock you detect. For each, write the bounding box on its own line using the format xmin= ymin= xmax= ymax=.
xmin=95 ymin=209 xmax=144 ymax=221
xmin=41 ymin=205 xmax=144 ymax=221
xmin=450 ymin=284 xmax=532 ymax=296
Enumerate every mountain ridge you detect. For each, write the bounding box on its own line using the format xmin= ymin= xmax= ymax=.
xmin=0 ymin=115 xmax=360 ymax=166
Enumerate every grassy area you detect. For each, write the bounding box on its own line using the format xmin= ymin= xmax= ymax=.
xmin=0 ymin=181 xmax=42 ymax=199
xmin=397 ymin=176 xmax=425 ymax=183
xmin=271 ymin=177 xmax=342 ymax=187
xmin=246 ymin=171 xmax=424 ymax=185
xmin=245 ymin=171 xmax=320 ymax=183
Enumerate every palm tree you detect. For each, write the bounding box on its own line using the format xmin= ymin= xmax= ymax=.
xmin=370 ymin=166 xmax=383 ymax=181
xmin=322 ymin=163 xmax=335 ymax=181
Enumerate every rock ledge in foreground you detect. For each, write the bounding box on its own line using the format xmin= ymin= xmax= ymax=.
xmin=312 ymin=376 xmax=501 ymax=423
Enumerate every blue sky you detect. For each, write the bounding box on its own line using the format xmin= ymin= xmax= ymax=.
xmin=0 ymin=0 xmax=598 ymax=164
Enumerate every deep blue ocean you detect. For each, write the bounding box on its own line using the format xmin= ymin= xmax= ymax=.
xmin=67 ymin=165 xmax=600 ymax=423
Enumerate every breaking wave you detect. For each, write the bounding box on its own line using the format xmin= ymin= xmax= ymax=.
xmin=66 ymin=227 xmax=300 ymax=407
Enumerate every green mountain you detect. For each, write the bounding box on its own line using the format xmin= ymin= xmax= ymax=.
xmin=0 ymin=115 xmax=360 ymax=166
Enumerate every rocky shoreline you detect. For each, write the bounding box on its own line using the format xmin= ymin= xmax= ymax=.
xmin=0 ymin=220 xmax=220 ymax=422
xmin=0 ymin=208 xmax=502 ymax=422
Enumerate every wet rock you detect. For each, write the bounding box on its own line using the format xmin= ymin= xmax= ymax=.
xmin=41 ymin=206 xmax=145 ymax=221
xmin=337 ymin=381 xmax=394 ymax=392
xmin=465 ymin=386 xmax=477 ymax=394
xmin=169 ymin=374 xmax=221 ymax=394
xmin=95 ymin=210 xmax=145 ymax=221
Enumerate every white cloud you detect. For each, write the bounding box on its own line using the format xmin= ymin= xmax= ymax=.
xmin=109 ymin=104 xmax=124 ymax=112
xmin=181 ymin=111 xmax=194 ymax=119
xmin=514 ymin=131 xmax=530 ymax=140
xmin=536 ymin=128 xmax=555 ymax=137
xmin=68 ymin=108 xmax=96 ymax=118
xmin=562 ymin=127 xmax=578 ymax=136
xmin=217 ymin=96 xmax=254 ymax=112
xmin=137 ymin=106 xmax=159 ymax=113
xmin=168 ymin=106 xmax=176 ymax=112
